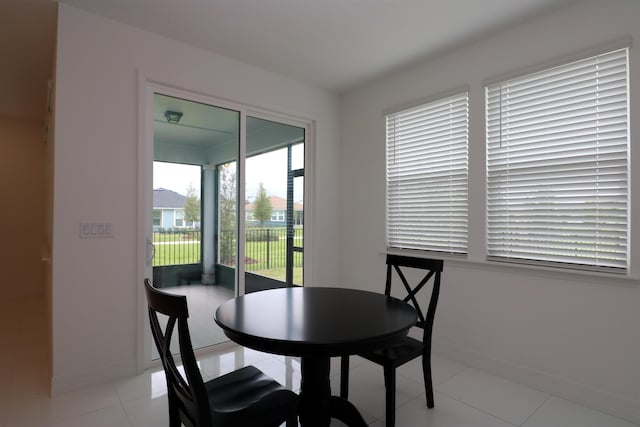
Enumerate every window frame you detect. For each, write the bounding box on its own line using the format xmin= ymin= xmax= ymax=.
xmin=152 ymin=209 xmax=162 ymax=227
xmin=384 ymin=87 xmax=470 ymax=256
xmin=271 ymin=210 xmax=285 ymax=222
xmin=175 ymin=210 xmax=185 ymax=228
xmin=484 ymin=45 xmax=630 ymax=274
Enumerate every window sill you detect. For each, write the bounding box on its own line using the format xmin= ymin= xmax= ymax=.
xmin=384 ymin=249 xmax=640 ymax=287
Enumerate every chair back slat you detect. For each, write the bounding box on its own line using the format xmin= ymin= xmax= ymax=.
xmin=392 ymin=265 xmax=426 ymax=324
xmin=144 ymin=278 xmax=211 ymax=426
xmin=387 ymin=254 xmax=443 ymax=271
xmin=385 ymin=255 xmax=443 ymax=335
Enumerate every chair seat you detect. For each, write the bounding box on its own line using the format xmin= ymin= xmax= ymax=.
xmin=207 ymin=365 xmax=298 ymax=426
xmin=360 ymin=336 xmax=423 ymax=368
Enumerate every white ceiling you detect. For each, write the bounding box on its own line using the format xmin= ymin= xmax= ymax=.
xmin=4 ymin=0 xmax=576 ymax=122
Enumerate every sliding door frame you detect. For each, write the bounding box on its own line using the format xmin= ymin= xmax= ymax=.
xmin=136 ymin=74 xmax=314 ymax=370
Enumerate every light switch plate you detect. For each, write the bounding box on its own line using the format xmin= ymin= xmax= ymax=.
xmin=79 ymin=222 xmax=113 ymax=238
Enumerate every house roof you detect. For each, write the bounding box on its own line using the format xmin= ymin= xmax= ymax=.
xmin=153 ymin=188 xmax=186 ymax=209
xmin=246 ymin=195 xmax=303 ymax=212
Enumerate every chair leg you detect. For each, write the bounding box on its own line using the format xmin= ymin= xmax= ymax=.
xmin=422 ymin=355 xmax=434 ymax=408
xmin=384 ymin=366 xmax=396 ymax=427
xmin=340 ymin=355 xmax=350 ymax=399
xmin=285 ymin=410 xmax=298 ymax=427
xmin=168 ymin=398 xmax=181 ymax=427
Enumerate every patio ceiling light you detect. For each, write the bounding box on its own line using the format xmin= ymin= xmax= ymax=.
xmin=164 ymin=110 xmax=183 ymax=124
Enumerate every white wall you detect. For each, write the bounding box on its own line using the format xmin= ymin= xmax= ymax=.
xmin=53 ymin=4 xmax=341 ymax=392
xmin=340 ymin=0 xmax=640 ymax=423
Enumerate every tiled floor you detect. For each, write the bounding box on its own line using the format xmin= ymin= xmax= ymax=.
xmin=2 ymin=297 xmax=638 ymax=427
xmin=156 ymin=284 xmax=234 ymax=357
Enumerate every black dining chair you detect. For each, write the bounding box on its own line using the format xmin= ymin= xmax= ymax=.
xmin=339 ymin=255 xmax=443 ymax=427
xmin=144 ymin=278 xmax=299 ymax=427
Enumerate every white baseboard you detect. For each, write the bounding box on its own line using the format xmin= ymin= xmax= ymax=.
xmin=433 ymin=339 xmax=640 ymax=425
xmin=50 ymin=357 xmax=137 ymax=396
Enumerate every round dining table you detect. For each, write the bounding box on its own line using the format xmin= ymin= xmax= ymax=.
xmin=214 ymin=286 xmax=417 ymax=427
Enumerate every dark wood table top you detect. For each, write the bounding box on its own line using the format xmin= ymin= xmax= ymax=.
xmin=214 ymin=286 xmax=417 ymax=357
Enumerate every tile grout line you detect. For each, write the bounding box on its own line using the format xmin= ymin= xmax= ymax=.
xmin=432 ymin=389 xmax=520 ymax=426
xmin=518 ymin=395 xmax=550 ymax=426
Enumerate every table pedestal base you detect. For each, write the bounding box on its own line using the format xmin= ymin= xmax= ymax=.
xmin=299 ymin=357 xmax=367 ymax=427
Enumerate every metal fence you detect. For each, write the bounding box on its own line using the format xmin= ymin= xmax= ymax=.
xmin=245 ymin=228 xmax=303 ymax=270
xmin=153 ymin=228 xmax=303 ymax=269
xmin=221 ymin=228 xmax=303 ymax=270
xmin=153 ymin=230 xmax=201 ymax=266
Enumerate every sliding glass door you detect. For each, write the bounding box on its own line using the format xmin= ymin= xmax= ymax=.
xmin=244 ymin=117 xmax=305 ymax=292
xmin=146 ymin=91 xmax=307 ymax=358
xmin=151 ymin=93 xmax=240 ymax=355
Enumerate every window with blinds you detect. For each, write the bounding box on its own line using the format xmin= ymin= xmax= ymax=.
xmin=386 ymin=91 xmax=469 ymax=254
xmin=486 ymin=48 xmax=629 ymax=272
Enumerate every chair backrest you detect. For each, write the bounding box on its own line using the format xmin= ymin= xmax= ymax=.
xmin=144 ymin=278 xmax=211 ymax=426
xmin=385 ymin=254 xmax=443 ymax=334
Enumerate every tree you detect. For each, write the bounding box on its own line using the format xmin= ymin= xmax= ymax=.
xmin=183 ymin=183 xmax=201 ymax=227
xmin=219 ymin=163 xmax=237 ymax=265
xmin=253 ymin=183 xmax=272 ymax=227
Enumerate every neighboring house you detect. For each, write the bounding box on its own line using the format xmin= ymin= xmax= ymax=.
xmin=153 ymin=188 xmax=199 ymax=230
xmin=245 ymin=195 xmax=303 ymax=227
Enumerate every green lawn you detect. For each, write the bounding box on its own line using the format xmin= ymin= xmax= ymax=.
xmin=252 ymin=266 xmax=303 ymax=285
xmin=153 ymin=231 xmax=200 ymax=243
xmin=153 ymin=228 xmax=303 ymax=285
xmin=154 ymin=242 xmax=201 ymax=266
xmin=244 ymin=232 xmax=303 ymax=271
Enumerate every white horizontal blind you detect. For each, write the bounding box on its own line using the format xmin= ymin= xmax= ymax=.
xmin=386 ymin=92 xmax=469 ymax=254
xmin=486 ymin=48 xmax=629 ymax=272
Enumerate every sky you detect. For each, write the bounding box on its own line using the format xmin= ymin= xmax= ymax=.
xmin=153 ymin=145 xmax=303 ymax=201
xmin=153 ymin=162 xmax=201 ymax=196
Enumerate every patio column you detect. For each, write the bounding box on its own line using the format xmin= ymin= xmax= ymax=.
xmin=202 ymin=165 xmax=216 ymax=284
